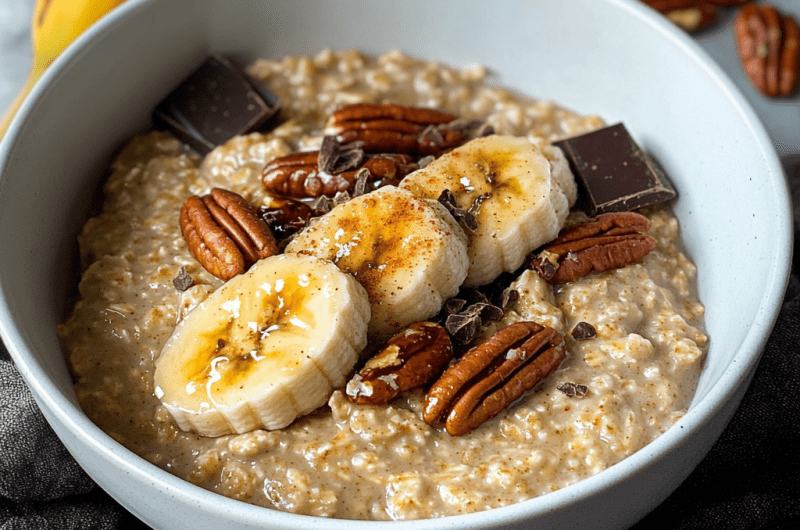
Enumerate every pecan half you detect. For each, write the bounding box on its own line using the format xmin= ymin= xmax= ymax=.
xmin=531 ymin=212 xmax=657 ymax=284
xmin=641 ymin=0 xmax=717 ymax=33
xmin=262 ymin=149 xmax=418 ymax=198
xmin=423 ymin=321 xmax=565 ymax=436
xmin=345 ymin=322 xmax=453 ymax=405
xmin=735 ymin=3 xmax=800 ymax=97
xmin=325 ymin=102 xmax=467 ymax=157
xmin=180 ymin=188 xmax=278 ymax=280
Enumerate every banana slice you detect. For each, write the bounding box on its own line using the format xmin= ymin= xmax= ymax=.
xmin=154 ymin=253 xmax=370 ymax=436
xmin=400 ymin=135 xmax=577 ymax=287
xmin=285 ymin=185 xmax=469 ymax=342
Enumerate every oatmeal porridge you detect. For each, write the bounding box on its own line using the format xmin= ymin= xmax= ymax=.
xmin=58 ymin=49 xmax=708 ymax=520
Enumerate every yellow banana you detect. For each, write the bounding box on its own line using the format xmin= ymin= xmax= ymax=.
xmin=0 ymin=0 xmax=126 ymax=139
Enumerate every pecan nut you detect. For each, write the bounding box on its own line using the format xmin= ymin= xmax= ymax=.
xmin=180 ymin=188 xmax=279 ymax=281
xmin=325 ymin=102 xmax=467 ymax=157
xmin=641 ymin=0 xmax=717 ymax=33
xmin=734 ymin=3 xmax=800 ymax=97
xmin=345 ymin=322 xmax=453 ymax=405
xmin=531 ymin=212 xmax=656 ymax=284
xmin=423 ymin=321 xmax=565 ymax=436
xmin=262 ymin=149 xmax=418 ymax=198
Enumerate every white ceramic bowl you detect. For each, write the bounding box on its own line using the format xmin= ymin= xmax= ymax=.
xmin=0 ymin=0 xmax=791 ymax=529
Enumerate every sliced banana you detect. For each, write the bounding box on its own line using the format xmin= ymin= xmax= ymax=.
xmin=153 ymin=253 xmax=370 ymax=437
xmin=400 ymin=135 xmax=577 ymax=287
xmin=285 ymin=185 xmax=469 ymax=342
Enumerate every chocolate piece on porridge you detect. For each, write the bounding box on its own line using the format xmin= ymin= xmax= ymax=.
xmin=444 ymin=289 xmax=504 ymax=345
xmin=557 ymin=381 xmax=589 ymax=398
xmin=554 ymin=123 xmax=676 ymax=215
xmin=571 ymin=321 xmax=597 ymax=340
xmin=153 ymin=55 xmax=281 ymax=154
xmin=172 ymin=266 xmax=194 ymax=291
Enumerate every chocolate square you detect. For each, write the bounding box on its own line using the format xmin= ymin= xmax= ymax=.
xmin=554 ymin=123 xmax=676 ymax=215
xmin=153 ymin=54 xmax=281 ymax=155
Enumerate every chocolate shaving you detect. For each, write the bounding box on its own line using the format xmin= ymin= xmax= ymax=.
xmin=477 ymin=123 xmax=495 ymax=137
xmin=417 ymin=155 xmax=435 ymax=169
xmin=310 ymin=194 xmax=332 ymax=214
xmin=571 ymin=322 xmax=597 ymax=341
xmin=441 ymin=119 xmax=485 ymax=133
xmin=444 ymin=291 xmax=505 ymax=345
xmin=533 ymin=256 xmax=557 ymax=280
xmin=438 ymin=189 xmax=478 ymax=233
xmin=172 ymin=266 xmax=194 ymax=291
xmin=318 ymin=136 xmax=365 ymax=174
xmin=468 ymin=302 xmax=504 ymax=324
xmin=420 ymin=124 xmax=445 ymax=146
xmin=352 ymin=168 xmax=370 ymax=197
xmin=468 ymin=193 xmax=491 ymax=216
xmin=332 ymin=190 xmax=351 ymax=206
xmin=445 ymin=313 xmax=483 ymax=346
xmin=461 ymin=288 xmax=491 ymax=306
xmin=443 ymin=298 xmax=468 ymax=315
xmin=557 ymin=382 xmax=589 ymax=398
xmin=500 ymin=288 xmax=519 ymax=310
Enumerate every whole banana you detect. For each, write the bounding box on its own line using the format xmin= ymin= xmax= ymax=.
xmin=0 ymin=0 xmax=126 ymax=138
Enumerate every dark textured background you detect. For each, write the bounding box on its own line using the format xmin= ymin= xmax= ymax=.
xmin=2 ymin=1 xmax=799 ymax=528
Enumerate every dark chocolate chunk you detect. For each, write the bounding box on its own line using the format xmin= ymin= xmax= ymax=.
xmin=153 ymin=55 xmax=281 ymax=155
xmin=557 ymin=382 xmax=589 ymax=398
xmin=172 ymin=266 xmax=194 ymax=291
xmin=554 ymin=123 xmax=676 ymax=216
xmin=571 ymin=321 xmax=597 ymax=340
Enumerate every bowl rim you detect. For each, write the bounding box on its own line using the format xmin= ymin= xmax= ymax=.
xmin=0 ymin=0 xmax=792 ymax=527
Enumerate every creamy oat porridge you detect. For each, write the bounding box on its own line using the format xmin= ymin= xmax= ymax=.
xmin=58 ymin=49 xmax=708 ymax=520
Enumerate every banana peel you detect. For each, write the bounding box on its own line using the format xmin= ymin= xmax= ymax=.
xmin=0 ymin=0 xmax=126 ymax=139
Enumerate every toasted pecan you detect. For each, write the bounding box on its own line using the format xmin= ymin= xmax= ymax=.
xmin=531 ymin=212 xmax=656 ymax=284
xmin=262 ymin=150 xmax=417 ymax=198
xmin=423 ymin=321 xmax=565 ymax=436
xmin=346 ymin=322 xmax=453 ymax=405
xmin=734 ymin=3 xmax=800 ymax=97
xmin=180 ymin=188 xmax=278 ymax=280
xmin=326 ymin=102 xmax=468 ymax=157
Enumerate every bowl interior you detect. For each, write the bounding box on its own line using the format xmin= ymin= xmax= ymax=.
xmin=0 ymin=0 xmax=791 ymax=528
